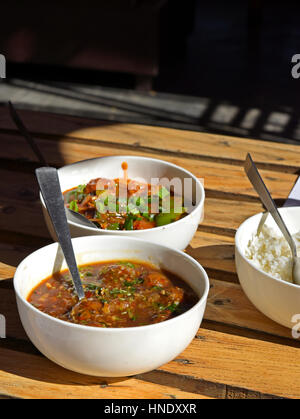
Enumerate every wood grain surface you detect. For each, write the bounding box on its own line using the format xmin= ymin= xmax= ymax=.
xmin=0 ymin=107 xmax=299 ymax=399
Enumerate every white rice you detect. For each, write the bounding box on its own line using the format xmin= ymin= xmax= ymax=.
xmin=245 ymin=224 xmax=300 ymax=283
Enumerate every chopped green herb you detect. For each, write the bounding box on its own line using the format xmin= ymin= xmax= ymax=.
xmin=128 ymin=310 xmax=137 ymax=321
xmin=152 ymin=285 xmax=163 ymax=291
xmin=124 ymin=277 xmax=144 ymax=286
xmin=84 ymin=284 xmax=97 ymax=290
xmin=154 ymin=301 xmax=179 ymax=312
xmin=166 ymin=302 xmax=180 ymax=312
xmin=109 ymin=288 xmax=128 ymax=295
xmin=119 ymin=262 xmax=135 ymax=269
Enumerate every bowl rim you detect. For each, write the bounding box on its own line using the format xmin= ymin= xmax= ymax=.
xmin=235 ymin=206 xmax=300 ymax=289
xmin=40 ymin=155 xmax=205 ymax=233
xmin=14 ymin=235 xmax=210 ymax=332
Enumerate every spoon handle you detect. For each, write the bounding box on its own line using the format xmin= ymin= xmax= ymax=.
xmin=8 ymin=101 xmax=48 ymax=167
xmin=244 ymin=153 xmax=297 ymax=258
xmin=8 ymin=102 xmax=97 ymax=230
xmin=36 ymin=167 xmax=85 ymax=300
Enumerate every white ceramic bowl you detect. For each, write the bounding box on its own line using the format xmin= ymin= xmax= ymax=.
xmin=40 ymin=156 xmax=205 ymax=250
xmin=235 ymin=206 xmax=300 ymax=329
xmin=14 ymin=236 xmax=209 ymax=377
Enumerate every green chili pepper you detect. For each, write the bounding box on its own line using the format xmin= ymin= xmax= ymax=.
xmin=107 ymin=223 xmax=120 ymax=230
xmin=155 ymin=196 xmax=186 ymax=226
xmin=69 ymin=200 xmax=79 ymax=212
xmin=124 ymin=215 xmax=134 ymax=230
xmin=95 ymin=200 xmax=105 ymax=214
xmin=142 ymin=213 xmax=155 ymax=221
xmin=77 ymin=184 xmax=86 ymax=193
xmin=159 ymin=186 xmax=170 ymax=200
xmin=155 ymin=212 xmax=177 ymax=226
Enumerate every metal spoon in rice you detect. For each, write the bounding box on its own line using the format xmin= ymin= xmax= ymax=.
xmin=244 ymin=153 xmax=300 ymax=286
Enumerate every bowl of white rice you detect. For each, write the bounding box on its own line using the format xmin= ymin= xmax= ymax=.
xmin=235 ymin=206 xmax=300 ymax=329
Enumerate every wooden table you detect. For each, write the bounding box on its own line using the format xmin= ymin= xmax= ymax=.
xmin=0 ymin=107 xmax=300 ymax=399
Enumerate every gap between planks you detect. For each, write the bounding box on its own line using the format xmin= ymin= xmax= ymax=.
xmin=0 ymin=342 xmax=279 ymax=399
xmin=0 ymin=346 xmax=210 ymax=399
xmin=0 ymin=110 xmax=298 ymax=398
xmin=0 ymin=228 xmax=236 ymax=285
xmin=1 ymin=127 xmax=298 ymax=175
xmin=0 ymin=329 xmax=296 ymax=399
xmin=0 ymin=132 xmax=297 ymax=204
xmin=0 ymin=107 xmax=300 ymax=172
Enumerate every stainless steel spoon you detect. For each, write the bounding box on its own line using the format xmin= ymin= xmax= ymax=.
xmin=36 ymin=167 xmax=85 ymax=300
xmin=244 ymin=153 xmax=300 ymax=286
xmin=8 ymin=101 xmax=97 ymax=230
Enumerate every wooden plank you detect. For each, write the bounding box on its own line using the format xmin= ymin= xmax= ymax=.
xmin=0 ymin=221 xmax=237 ymax=279
xmin=160 ymin=328 xmax=300 ymax=399
xmin=0 ymin=108 xmax=300 ymax=171
xmin=0 ymin=133 xmax=297 ymax=200
xmin=187 ymin=238 xmax=236 ymax=279
xmin=0 ymin=229 xmax=236 ymax=286
xmin=0 ymin=289 xmax=28 ymax=341
xmin=0 ymin=230 xmax=235 ymax=278
xmin=203 ymin=198 xmax=263 ymax=234
xmin=0 ymin=197 xmax=49 ymax=239
xmin=206 ymin=279 xmax=293 ymax=340
xmin=1 ymin=108 xmax=299 ymax=398
xmin=0 ymin=347 xmax=209 ymax=399
xmin=0 ymin=262 xmax=17 ymax=281
xmin=0 ymin=239 xmax=48 ymax=270
xmin=0 ymin=324 xmax=298 ymax=398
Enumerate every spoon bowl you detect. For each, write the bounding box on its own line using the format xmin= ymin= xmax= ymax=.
xmin=66 ymin=207 xmax=98 ymax=229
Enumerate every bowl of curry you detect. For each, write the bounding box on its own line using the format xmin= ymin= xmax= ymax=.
xmin=40 ymin=156 xmax=205 ymax=250
xmin=14 ymin=236 xmax=209 ymax=377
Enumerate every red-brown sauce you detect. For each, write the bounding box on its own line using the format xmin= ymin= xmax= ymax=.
xmin=27 ymin=260 xmax=198 ymax=328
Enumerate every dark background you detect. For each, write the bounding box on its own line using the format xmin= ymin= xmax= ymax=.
xmin=1 ymin=0 xmax=300 ymax=143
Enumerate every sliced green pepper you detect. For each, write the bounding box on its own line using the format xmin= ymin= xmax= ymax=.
xmin=155 ymin=197 xmax=185 ymax=226
xmin=107 ymin=223 xmax=120 ymax=230
xmin=155 ymin=212 xmax=177 ymax=227
xmin=124 ymin=215 xmax=134 ymax=230
xmin=69 ymin=200 xmax=79 ymax=212
xmin=159 ymin=186 xmax=170 ymax=200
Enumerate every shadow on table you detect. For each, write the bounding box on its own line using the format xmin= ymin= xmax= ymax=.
xmin=0 ymin=285 xmax=131 ymax=389
xmin=0 ymin=345 xmax=130 ymax=388
xmin=185 ymin=242 xmax=236 ymax=281
xmin=0 ymin=104 xmax=130 ymax=271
